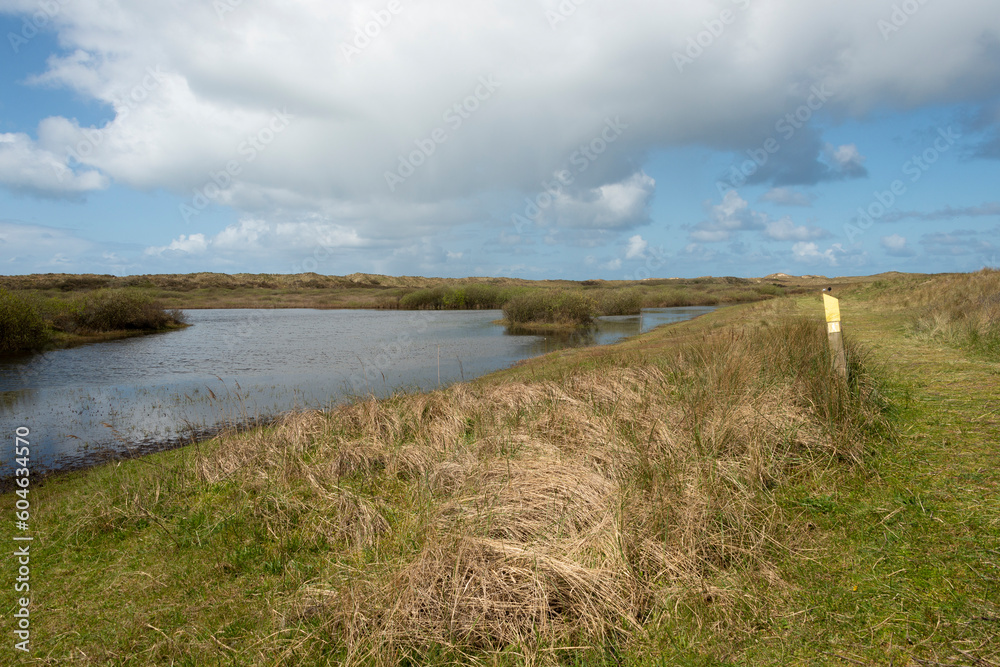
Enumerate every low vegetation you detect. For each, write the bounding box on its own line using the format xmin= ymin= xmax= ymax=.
xmin=1 ymin=272 xmax=795 ymax=313
xmin=904 ymin=268 xmax=1000 ymax=358
xmin=501 ymin=289 xmax=596 ymax=331
xmin=0 ymin=286 xmax=186 ymax=354
xmin=0 ymin=288 xmax=47 ymax=353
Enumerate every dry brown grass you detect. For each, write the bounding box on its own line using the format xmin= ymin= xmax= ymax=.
xmin=869 ymin=268 xmax=1000 ymax=358
xmin=160 ymin=305 xmax=891 ymax=663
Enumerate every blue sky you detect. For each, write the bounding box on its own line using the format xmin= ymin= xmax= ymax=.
xmin=1 ymin=0 xmax=999 ymax=279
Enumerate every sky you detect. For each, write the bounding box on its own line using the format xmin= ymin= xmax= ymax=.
xmin=1 ymin=0 xmax=999 ymax=280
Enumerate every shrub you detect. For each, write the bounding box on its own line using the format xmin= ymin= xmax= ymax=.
xmin=502 ymin=290 xmax=595 ymax=326
xmin=399 ymin=287 xmax=447 ymax=310
xmin=74 ymin=288 xmax=178 ymax=332
xmin=0 ymin=289 xmax=48 ymax=353
xmin=596 ymin=288 xmax=643 ymax=316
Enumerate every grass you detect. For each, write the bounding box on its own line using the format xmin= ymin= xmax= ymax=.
xmin=4 ymin=270 xmax=996 ymax=664
xmin=0 ymin=272 xmax=799 ymax=313
xmin=3 ymin=293 xmax=891 ymax=664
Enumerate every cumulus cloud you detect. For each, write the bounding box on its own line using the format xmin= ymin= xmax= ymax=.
xmin=0 ymin=132 xmax=108 ymax=197
xmin=824 ymin=143 xmax=868 ymax=179
xmin=1 ymin=0 xmax=997 ymax=231
xmin=145 ymin=218 xmax=365 ymax=270
xmin=690 ymin=191 xmax=766 ymax=242
xmin=880 ymin=234 xmax=916 ymax=257
xmin=792 ymin=241 xmax=846 ymax=266
xmin=764 ymin=217 xmax=830 ymax=242
xmin=538 ymin=172 xmax=656 ymax=230
xmin=625 ymin=234 xmax=648 ymax=259
xmin=691 ymin=191 xmax=827 ymax=243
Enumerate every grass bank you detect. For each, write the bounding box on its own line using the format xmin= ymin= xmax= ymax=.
xmin=3 ymin=286 xmax=908 ymax=664
xmin=0 ymin=287 xmax=186 ymax=354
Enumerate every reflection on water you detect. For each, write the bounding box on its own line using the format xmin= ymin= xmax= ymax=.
xmin=0 ymin=306 xmax=715 ymax=475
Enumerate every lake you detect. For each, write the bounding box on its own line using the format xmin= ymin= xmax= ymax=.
xmin=0 ymin=306 xmax=716 ymax=476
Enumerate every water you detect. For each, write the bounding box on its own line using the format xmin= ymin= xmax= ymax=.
xmin=0 ymin=306 xmax=715 ymax=476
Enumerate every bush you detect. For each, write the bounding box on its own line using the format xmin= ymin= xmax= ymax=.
xmin=74 ymin=288 xmax=178 ymax=332
xmin=596 ymin=288 xmax=643 ymax=316
xmin=398 ymin=284 xmax=519 ymax=310
xmin=0 ymin=289 xmax=48 ymax=353
xmin=502 ymin=290 xmax=595 ymax=326
xmin=399 ymin=287 xmax=447 ymax=310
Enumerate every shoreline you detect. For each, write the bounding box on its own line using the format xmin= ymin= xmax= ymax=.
xmin=0 ymin=306 xmax=720 ymax=486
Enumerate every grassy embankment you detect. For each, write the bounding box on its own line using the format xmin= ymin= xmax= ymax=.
xmin=4 ymin=270 xmax=995 ymax=664
xmin=0 ymin=287 xmax=187 ymax=354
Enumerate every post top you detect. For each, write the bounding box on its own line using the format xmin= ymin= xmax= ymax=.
xmin=823 ymin=293 xmax=841 ymax=323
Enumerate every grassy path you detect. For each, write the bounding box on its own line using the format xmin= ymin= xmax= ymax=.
xmin=745 ymin=299 xmax=1000 ymax=665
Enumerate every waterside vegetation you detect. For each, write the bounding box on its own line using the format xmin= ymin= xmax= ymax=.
xmin=0 ymin=286 xmax=186 ymax=354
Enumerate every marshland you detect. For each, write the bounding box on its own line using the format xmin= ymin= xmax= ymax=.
xmin=1 ymin=269 xmax=998 ymax=665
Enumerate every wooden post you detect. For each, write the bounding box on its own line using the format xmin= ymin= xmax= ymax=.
xmin=823 ymin=293 xmax=848 ymax=381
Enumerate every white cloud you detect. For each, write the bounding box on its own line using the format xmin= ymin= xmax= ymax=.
xmin=2 ymin=0 xmax=996 ymax=237
xmin=792 ymin=241 xmax=845 ymax=266
xmin=147 ymin=233 xmax=209 ymax=255
xmin=824 ymin=143 xmax=867 ymax=177
xmin=144 ymin=218 xmax=364 ymax=266
xmin=765 ymin=217 xmax=830 ymax=241
xmin=625 ymin=234 xmax=648 ymax=259
xmin=880 ymin=233 xmax=916 ymax=257
xmin=539 ymin=171 xmax=656 ymax=230
xmin=0 ymin=132 xmax=108 ymax=197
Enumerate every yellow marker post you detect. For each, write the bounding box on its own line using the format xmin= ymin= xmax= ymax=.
xmin=823 ymin=293 xmax=848 ymax=380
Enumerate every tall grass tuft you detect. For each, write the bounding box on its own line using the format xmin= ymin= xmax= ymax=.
xmin=74 ymin=288 xmax=184 ymax=332
xmin=502 ymin=290 xmax=595 ymax=327
xmin=0 ymin=288 xmax=48 ymax=353
xmin=596 ymin=287 xmax=643 ymax=316
xmin=897 ymin=269 xmax=1000 ymax=358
